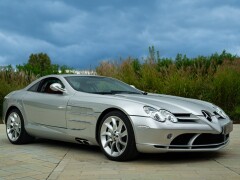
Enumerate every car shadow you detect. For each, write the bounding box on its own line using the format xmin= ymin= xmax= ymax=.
xmin=32 ymin=138 xmax=224 ymax=163
xmin=137 ymin=151 xmax=222 ymax=163
xmin=33 ymin=138 xmax=102 ymax=153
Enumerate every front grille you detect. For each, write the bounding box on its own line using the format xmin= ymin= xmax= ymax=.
xmin=173 ymin=113 xmax=199 ymax=123
xmin=167 ymin=133 xmax=229 ymax=149
xmin=170 ymin=133 xmax=197 ymax=145
xmin=193 ymin=134 xmax=229 ymax=145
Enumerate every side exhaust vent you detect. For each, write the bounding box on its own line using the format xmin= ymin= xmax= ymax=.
xmin=75 ymin=138 xmax=90 ymax=145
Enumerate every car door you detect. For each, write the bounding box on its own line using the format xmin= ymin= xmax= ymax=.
xmin=22 ymin=77 xmax=70 ymax=128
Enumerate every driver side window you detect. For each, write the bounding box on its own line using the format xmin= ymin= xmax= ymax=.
xmin=28 ymin=77 xmax=64 ymax=94
xmin=39 ymin=78 xmax=64 ymax=94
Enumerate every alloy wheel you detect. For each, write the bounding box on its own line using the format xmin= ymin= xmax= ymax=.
xmin=7 ymin=112 xmax=22 ymax=142
xmin=100 ymin=116 xmax=128 ymax=157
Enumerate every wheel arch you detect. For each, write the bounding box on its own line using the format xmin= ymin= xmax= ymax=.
xmin=5 ymin=106 xmax=35 ymax=144
xmin=5 ymin=106 xmax=21 ymax=123
xmin=95 ymin=108 xmax=135 ymax=144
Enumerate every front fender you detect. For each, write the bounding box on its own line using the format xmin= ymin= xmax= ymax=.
xmin=3 ymin=90 xmax=26 ymax=124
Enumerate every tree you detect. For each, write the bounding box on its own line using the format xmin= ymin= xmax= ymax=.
xmin=17 ymin=53 xmax=56 ymax=76
xmin=28 ymin=53 xmax=52 ymax=76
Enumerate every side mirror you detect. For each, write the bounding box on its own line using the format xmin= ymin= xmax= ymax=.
xmin=50 ymin=83 xmax=66 ymax=93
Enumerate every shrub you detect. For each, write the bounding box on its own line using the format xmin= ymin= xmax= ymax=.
xmin=0 ymin=70 xmax=36 ymax=119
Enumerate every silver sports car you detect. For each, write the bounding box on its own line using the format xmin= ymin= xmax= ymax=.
xmin=2 ymin=75 xmax=233 ymax=161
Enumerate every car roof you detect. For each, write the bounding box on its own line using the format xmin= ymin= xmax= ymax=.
xmin=43 ymin=74 xmax=103 ymax=78
xmin=49 ymin=74 xmax=97 ymax=76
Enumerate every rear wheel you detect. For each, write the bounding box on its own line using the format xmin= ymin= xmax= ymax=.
xmin=6 ymin=109 xmax=34 ymax=144
xmin=98 ymin=111 xmax=138 ymax=161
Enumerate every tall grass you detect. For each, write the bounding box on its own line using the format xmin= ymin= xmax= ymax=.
xmin=1 ymin=50 xmax=240 ymax=123
xmin=96 ymin=50 xmax=240 ymax=122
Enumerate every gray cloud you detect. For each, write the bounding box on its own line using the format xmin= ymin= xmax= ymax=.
xmin=0 ymin=0 xmax=239 ymax=68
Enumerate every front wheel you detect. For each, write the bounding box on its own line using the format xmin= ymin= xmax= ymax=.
xmin=98 ymin=111 xmax=138 ymax=161
xmin=6 ymin=109 xmax=34 ymax=144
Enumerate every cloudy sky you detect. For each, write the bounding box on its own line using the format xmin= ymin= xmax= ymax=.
xmin=0 ymin=0 xmax=239 ymax=69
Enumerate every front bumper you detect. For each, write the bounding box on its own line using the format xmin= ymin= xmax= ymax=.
xmin=129 ymin=115 xmax=233 ymax=153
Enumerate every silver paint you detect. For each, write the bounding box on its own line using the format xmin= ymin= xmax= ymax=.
xmin=2 ymin=74 xmax=233 ymax=153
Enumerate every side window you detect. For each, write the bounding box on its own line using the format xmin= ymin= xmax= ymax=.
xmin=28 ymin=81 xmax=41 ymax=92
xmin=28 ymin=78 xmax=64 ymax=94
xmin=38 ymin=78 xmax=65 ymax=94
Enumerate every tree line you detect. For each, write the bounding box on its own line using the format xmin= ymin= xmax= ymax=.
xmin=0 ymin=49 xmax=240 ymax=122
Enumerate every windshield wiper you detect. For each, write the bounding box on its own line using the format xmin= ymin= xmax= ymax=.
xmin=92 ymin=92 xmax=113 ymax=95
xmin=93 ymin=91 xmax=142 ymax=95
xmin=110 ymin=90 xmax=142 ymax=94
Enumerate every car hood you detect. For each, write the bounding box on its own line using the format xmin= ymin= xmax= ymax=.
xmin=117 ymin=93 xmax=215 ymax=116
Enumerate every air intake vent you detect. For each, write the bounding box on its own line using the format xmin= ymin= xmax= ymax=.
xmin=202 ymin=110 xmax=212 ymax=122
xmin=173 ymin=113 xmax=199 ymax=123
xmin=75 ymin=138 xmax=90 ymax=145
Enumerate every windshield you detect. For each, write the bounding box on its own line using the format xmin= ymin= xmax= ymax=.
xmin=65 ymin=76 xmax=143 ymax=95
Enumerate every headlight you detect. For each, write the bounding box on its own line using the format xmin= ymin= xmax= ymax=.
xmin=215 ymin=106 xmax=228 ymax=118
xmin=143 ymin=106 xmax=178 ymax=123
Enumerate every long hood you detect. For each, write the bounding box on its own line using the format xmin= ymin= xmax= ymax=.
xmin=117 ymin=93 xmax=215 ymax=115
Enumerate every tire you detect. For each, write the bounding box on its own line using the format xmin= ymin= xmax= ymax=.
xmin=98 ymin=111 xmax=138 ymax=161
xmin=6 ymin=108 xmax=34 ymax=144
